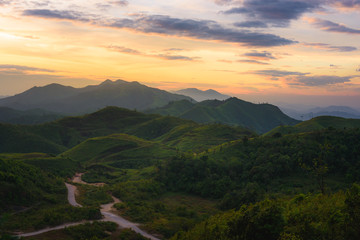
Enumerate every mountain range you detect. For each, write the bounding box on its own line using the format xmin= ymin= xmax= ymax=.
xmin=0 ymin=80 xmax=193 ymax=115
xmin=147 ymin=98 xmax=300 ymax=133
xmin=0 ymin=107 xmax=62 ymax=124
xmin=174 ymin=88 xmax=230 ymax=102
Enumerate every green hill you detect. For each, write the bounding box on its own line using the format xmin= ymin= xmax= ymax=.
xmin=62 ymin=133 xmax=177 ymax=169
xmin=147 ymin=98 xmax=300 ymax=133
xmin=0 ymin=107 xmax=63 ymax=125
xmin=0 ymin=106 xmax=255 ymax=154
xmin=266 ymin=116 xmax=360 ymax=136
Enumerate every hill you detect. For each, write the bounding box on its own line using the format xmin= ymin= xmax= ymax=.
xmin=148 ymin=98 xmax=300 ymax=133
xmin=174 ymin=88 xmax=230 ymax=102
xmin=0 ymin=106 xmax=255 ymax=154
xmin=266 ymin=116 xmax=360 ymax=136
xmin=0 ymin=107 xmax=62 ymax=124
xmin=0 ymin=80 xmax=194 ymax=115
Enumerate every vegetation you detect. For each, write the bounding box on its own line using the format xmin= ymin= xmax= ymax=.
xmin=171 ymin=184 xmax=360 ymax=240
xmin=147 ymin=98 xmax=300 ymax=133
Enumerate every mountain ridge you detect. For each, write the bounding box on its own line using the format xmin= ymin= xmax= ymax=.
xmin=0 ymin=79 xmax=194 ymax=115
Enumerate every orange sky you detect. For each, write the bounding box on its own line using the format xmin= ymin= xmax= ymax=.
xmin=0 ymin=0 xmax=360 ymax=107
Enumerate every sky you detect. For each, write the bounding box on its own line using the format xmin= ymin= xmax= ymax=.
xmin=0 ymin=0 xmax=360 ymax=108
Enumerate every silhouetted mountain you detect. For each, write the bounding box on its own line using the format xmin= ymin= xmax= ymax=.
xmin=0 ymin=80 xmax=194 ymax=115
xmin=174 ymin=88 xmax=230 ymax=102
xmin=0 ymin=107 xmax=62 ymax=124
xmin=147 ymin=98 xmax=300 ymax=133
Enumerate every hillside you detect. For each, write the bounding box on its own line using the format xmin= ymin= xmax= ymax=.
xmin=266 ymin=116 xmax=360 ymax=136
xmin=0 ymin=80 xmax=194 ymax=115
xmin=148 ymin=98 xmax=300 ymax=133
xmin=0 ymin=106 xmax=254 ymax=154
xmin=0 ymin=107 xmax=62 ymax=124
xmin=174 ymin=88 xmax=230 ymax=102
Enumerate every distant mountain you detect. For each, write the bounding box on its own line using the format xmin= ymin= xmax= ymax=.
xmin=281 ymin=105 xmax=360 ymax=120
xmin=174 ymin=88 xmax=230 ymax=102
xmin=266 ymin=116 xmax=360 ymax=136
xmin=0 ymin=107 xmax=62 ymax=124
xmin=147 ymin=98 xmax=300 ymax=133
xmin=0 ymin=80 xmax=194 ymax=115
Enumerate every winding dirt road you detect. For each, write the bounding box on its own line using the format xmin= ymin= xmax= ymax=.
xmin=15 ymin=174 xmax=160 ymax=240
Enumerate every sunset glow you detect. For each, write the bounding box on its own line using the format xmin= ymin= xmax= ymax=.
xmin=1 ymin=0 xmax=360 ymax=107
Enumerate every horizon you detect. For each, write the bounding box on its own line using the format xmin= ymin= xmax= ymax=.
xmin=1 ymin=0 xmax=360 ymax=109
xmin=1 ymin=79 xmax=360 ymax=111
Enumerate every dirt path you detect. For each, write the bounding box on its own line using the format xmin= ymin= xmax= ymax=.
xmin=15 ymin=173 xmax=161 ymax=240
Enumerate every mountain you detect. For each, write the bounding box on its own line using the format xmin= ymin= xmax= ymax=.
xmin=281 ymin=105 xmax=360 ymax=120
xmin=0 ymin=107 xmax=62 ymax=124
xmin=147 ymin=98 xmax=300 ymax=133
xmin=266 ymin=116 xmax=360 ymax=136
xmin=174 ymin=88 xmax=230 ymax=102
xmin=0 ymin=80 xmax=194 ymax=115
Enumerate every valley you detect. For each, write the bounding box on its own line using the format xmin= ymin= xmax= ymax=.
xmin=0 ymin=84 xmax=360 ymax=240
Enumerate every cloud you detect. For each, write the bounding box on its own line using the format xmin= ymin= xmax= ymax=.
xmin=237 ymin=59 xmax=270 ymax=65
xmin=23 ymin=9 xmax=296 ymax=47
xmin=223 ymin=0 xmax=321 ymax=27
xmin=332 ymin=0 xmax=360 ymax=9
xmin=251 ymin=69 xmax=307 ymax=78
xmin=234 ymin=21 xmax=268 ymax=28
xmin=106 ymin=45 xmax=199 ymax=61
xmin=107 ymin=45 xmax=141 ymax=55
xmin=303 ymin=42 xmax=357 ymax=52
xmin=289 ymin=75 xmax=353 ymax=86
xmin=108 ymin=15 xmax=297 ymax=47
xmin=243 ymin=50 xmax=276 ymax=60
xmin=213 ymin=0 xmax=240 ymax=6
xmin=0 ymin=0 xmax=10 ymax=5
xmin=357 ymin=66 xmax=360 ymax=72
xmin=23 ymin=9 xmax=94 ymax=22
xmin=309 ymin=18 xmax=360 ymax=34
xmin=109 ymin=0 xmax=129 ymax=7
xmin=0 ymin=64 xmax=55 ymax=73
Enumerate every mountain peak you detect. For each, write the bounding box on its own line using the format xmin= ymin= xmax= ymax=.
xmin=175 ymin=88 xmax=230 ymax=102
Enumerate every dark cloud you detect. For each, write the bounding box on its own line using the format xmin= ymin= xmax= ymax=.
xmin=108 ymin=15 xmax=297 ymax=47
xmin=303 ymin=42 xmax=357 ymax=52
xmin=237 ymin=59 xmax=270 ymax=65
xmin=243 ymin=50 xmax=276 ymax=60
xmin=0 ymin=64 xmax=55 ymax=73
xmin=23 ymin=9 xmax=296 ymax=47
xmin=234 ymin=21 xmax=268 ymax=28
xmin=290 ymin=75 xmax=353 ymax=86
xmin=106 ymin=45 xmax=198 ymax=61
xmin=310 ymin=18 xmax=360 ymax=34
xmin=23 ymin=9 xmax=93 ymax=21
xmin=223 ymin=0 xmax=321 ymax=27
